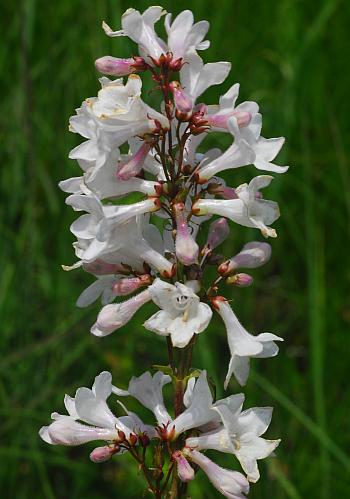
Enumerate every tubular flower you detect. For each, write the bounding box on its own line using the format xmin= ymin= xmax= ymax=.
xmin=212 ymin=297 xmax=283 ymax=387
xmin=187 ymin=396 xmax=280 ymax=483
xmin=193 ymin=176 xmax=280 ymax=238
xmin=184 ymin=449 xmax=249 ymax=498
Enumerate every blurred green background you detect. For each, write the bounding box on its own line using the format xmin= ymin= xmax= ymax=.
xmin=1 ymin=0 xmax=350 ymax=497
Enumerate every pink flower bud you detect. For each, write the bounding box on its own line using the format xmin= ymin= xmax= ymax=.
xmin=206 ymin=110 xmax=252 ymax=129
xmin=112 ymin=275 xmax=152 ymax=296
xmin=169 ymin=81 xmax=193 ymax=117
xmin=173 ymin=451 xmax=195 ymax=483
xmin=95 ymin=56 xmax=136 ymax=76
xmin=206 ymin=218 xmax=230 ymax=250
xmin=226 ymin=273 xmax=253 ymax=287
xmin=90 ymin=445 xmax=117 ymax=463
xmin=117 ymin=143 xmax=151 ymax=180
xmin=173 ymin=203 xmax=199 ymax=266
xmin=218 ymin=242 xmax=271 ymax=275
xmin=91 ymin=289 xmax=151 ymax=337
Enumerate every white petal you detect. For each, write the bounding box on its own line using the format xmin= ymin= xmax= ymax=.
xmin=128 ymin=371 xmax=172 ymax=425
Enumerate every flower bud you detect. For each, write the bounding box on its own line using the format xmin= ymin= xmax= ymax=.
xmin=90 ymin=445 xmax=118 ymax=463
xmin=117 ymin=143 xmax=151 ymax=180
xmin=95 ymin=56 xmax=136 ymax=76
xmin=156 ymin=423 xmax=176 ymax=442
xmin=206 ymin=110 xmax=252 ymax=129
xmin=173 ymin=451 xmax=195 ymax=483
xmin=91 ymin=289 xmax=151 ymax=337
xmin=206 ymin=218 xmax=230 ymax=251
xmin=139 ymin=433 xmax=150 ymax=448
xmin=169 ymin=81 xmax=193 ymax=120
xmin=169 ymin=57 xmax=184 ymax=71
xmin=112 ymin=275 xmax=152 ymax=296
xmin=117 ymin=430 xmax=126 ymax=442
xmin=173 ymin=202 xmax=199 ymax=266
xmin=128 ymin=433 xmax=138 ymax=447
xmin=218 ymin=242 xmax=271 ymax=275
xmin=226 ymin=273 xmax=253 ymax=287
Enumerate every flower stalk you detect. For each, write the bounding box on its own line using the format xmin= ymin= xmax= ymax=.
xmin=41 ymin=6 xmax=288 ymax=498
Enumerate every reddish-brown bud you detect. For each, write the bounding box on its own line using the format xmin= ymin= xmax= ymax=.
xmin=169 ymin=57 xmax=184 ymax=71
xmin=139 ymin=433 xmax=150 ymax=447
xmin=210 ymin=295 xmax=227 ymax=311
xmin=117 ymin=430 xmax=126 ymax=442
xmin=128 ymin=433 xmax=138 ymax=447
xmin=161 ymin=263 xmax=177 ymax=279
xmin=156 ymin=424 xmax=176 ymax=442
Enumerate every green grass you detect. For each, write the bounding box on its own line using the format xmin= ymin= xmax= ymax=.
xmin=1 ymin=0 xmax=350 ymax=497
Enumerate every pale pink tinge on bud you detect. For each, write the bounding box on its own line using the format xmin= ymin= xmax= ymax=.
xmin=169 ymin=81 xmax=193 ymax=115
xmin=174 ymin=203 xmax=199 ymax=266
xmin=206 ymin=110 xmax=252 ymax=129
xmin=112 ymin=275 xmax=152 ymax=296
xmin=184 ymin=449 xmax=249 ymax=498
xmin=117 ymin=143 xmax=151 ymax=180
xmin=91 ymin=289 xmax=151 ymax=337
xmin=206 ymin=218 xmax=230 ymax=250
xmin=226 ymin=273 xmax=253 ymax=287
xmin=173 ymin=451 xmax=195 ymax=483
xmin=90 ymin=445 xmax=117 ymax=463
xmin=219 ymin=242 xmax=272 ymax=275
xmin=95 ymin=56 xmax=136 ymax=76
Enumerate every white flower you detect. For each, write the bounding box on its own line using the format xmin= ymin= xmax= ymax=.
xmin=165 ymin=10 xmax=210 ymax=59
xmin=144 ymin=278 xmax=212 ymax=348
xmin=193 ymin=175 xmax=280 ymax=238
xmin=180 ymin=49 xmax=231 ymax=103
xmin=103 ymin=7 xmax=167 ymax=60
xmin=212 ymin=298 xmax=283 ymax=387
xmin=187 ymin=395 xmax=280 ymax=483
xmin=228 ymin=109 xmax=289 ymax=174
xmin=195 ymin=123 xmax=254 ymax=183
xmin=67 ymin=192 xmax=160 ymax=242
xmin=113 ymin=371 xmax=172 ymax=426
xmin=69 ymin=102 xmax=119 ymax=174
xmin=184 ymin=449 xmax=249 ymax=498
xmin=66 ymin=192 xmax=168 ymax=275
xmin=39 ymin=372 xmax=151 ymax=448
xmin=89 ymin=75 xmax=168 ymax=128
xmin=60 ymin=150 xmax=161 ymax=199
xmin=197 ymin=114 xmax=288 ymax=182
xmin=103 ymin=8 xmax=210 ymax=62
xmin=171 ymin=371 xmax=217 ymax=435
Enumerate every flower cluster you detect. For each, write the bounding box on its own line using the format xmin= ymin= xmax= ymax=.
xmin=41 ymin=7 xmax=288 ymax=498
